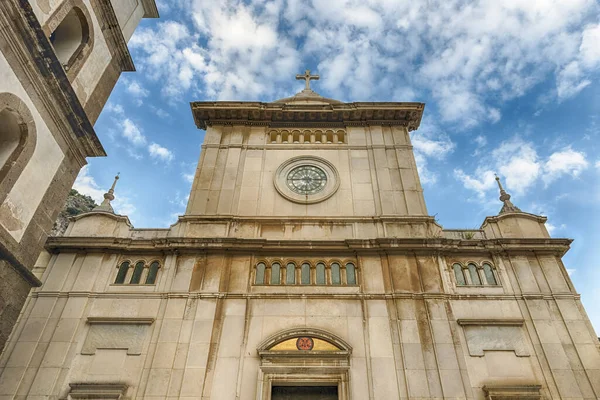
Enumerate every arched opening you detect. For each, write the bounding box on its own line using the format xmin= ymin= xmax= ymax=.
xmin=483 ymin=263 xmax=497 ymax=285
xmin=0 ymin=94 xmax=36 ymax=199
xmin=257 ymin=328 xmax=352 ymax=400
xmin=0 ymin=108 xmax=25 ymax=175
xmin=49 ymin=7 xmax=89 ymax=68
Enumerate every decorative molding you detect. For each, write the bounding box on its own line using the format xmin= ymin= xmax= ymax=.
xmin=31 ymin=290 xmax=582 ymax=302
xmin=190 ymin=101 xmax=425 ymax=131
xmin=258 ymin=327 xmax=352 ymax=354
xmin=267 ymin=128 xmax=346 ymax=144
xmin=45 ymin=234 xmax=573 ymax=256
xmin=89 ymin=0 xmax=135 ymax=71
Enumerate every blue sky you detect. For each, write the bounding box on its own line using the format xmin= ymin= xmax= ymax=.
xmin=76 ymin=0 xmax=600 ymax=330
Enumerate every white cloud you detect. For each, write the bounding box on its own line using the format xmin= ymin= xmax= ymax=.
xmin=411 ymin=119 xmax=455 ymax=184
xmin=127 ymin=81 xmax=150 ymax=98
xmin=73 ymin=165 xmax=105 ymax=203
xmin=546 ymin=222 xmax=567 ymax=235
xmin=455 ymin=137 xmax=589 ymax=199
xmin=454 ymin=169 xmax=496 ymax=198
xmin=543 ymin=148 xmax=589 ymax=184
xmin=494 ymin=139 xmax=541 ymax=195
xmin=148 ymin=142 xmax=174 ymax=163
xmin=122 ymin=118 xmax=147 ymax=147
xmin=556 ymin=23 xmax=600 ymax=100
xmin=105 ymin=102 xmax=124 ymax=115
xmin=129 ymin=0 xmax=600 ymax=126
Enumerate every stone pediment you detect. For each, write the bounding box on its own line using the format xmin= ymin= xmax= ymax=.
xmin=190 ymin=100 xmax=425 ymax=131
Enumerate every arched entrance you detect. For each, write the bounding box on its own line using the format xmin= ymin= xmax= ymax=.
xmin=256 ymin=328 xmax=352 ymax=400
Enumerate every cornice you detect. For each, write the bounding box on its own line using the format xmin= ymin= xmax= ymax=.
xmin=141 ymin=0 xmax=160 ymax=18
xmin=190 ymin=101 xmax=425 ymax=131
xmin=90 ymin=0 xmax=135 ymax=71
xmin=0 ymin=1 xmax=105 ymax=161
xmin=482 ymin=212 xmax=547 ymax=225
xmin=457 ymin=318 xmax=524 ymax=326
xmin=31 ymin=291 xmax=582 ymax=302
xmin=45 ymin=236 xmax=572 ymax=255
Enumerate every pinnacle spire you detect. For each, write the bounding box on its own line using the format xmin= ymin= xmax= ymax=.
xmin=93 ymin=173 xmax=119 ymax=213
xmin=495 ymin=174 xmax=521 ymax=214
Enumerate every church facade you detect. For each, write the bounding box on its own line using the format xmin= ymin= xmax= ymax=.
xmin=0 ymin=0 xmax=157 ymax=351
xmin=0 ymin=75 xmax=598 ymax=399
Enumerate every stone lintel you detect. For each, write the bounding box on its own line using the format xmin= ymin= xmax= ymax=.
xmin=190 ymin=101 xmax=425 ymax=131
xmin=68 ymin=382 xmax=128 ymax=399
xmin=482 ymin=384 xmax=542 ymax=400
xmin=87 ymin=317 xmax=155 ymax=325
xmin=0 ymin=0 xmax=105 ymax=160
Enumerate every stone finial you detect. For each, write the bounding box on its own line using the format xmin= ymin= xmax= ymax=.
xmin=296 ymin=69 xmax=320 ymax=91
xmin=93 ymin=173 xmax=119 ymax=213
xmin=495 ymin=174 xmax=521 ymax=214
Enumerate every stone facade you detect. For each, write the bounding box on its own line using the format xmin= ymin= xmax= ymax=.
xmin=0 ymin=0 xmax=158 ymax=352
xmin=0 ymin=86 xmax=598 ymax=400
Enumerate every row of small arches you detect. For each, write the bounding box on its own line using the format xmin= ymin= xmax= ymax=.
xmin=269 ymin=130 xmax=346 ymax=144
xmin=114 ymin=260 xmax=161 ymax=285
xmin=255 ymin=261 xmax=357 ymax=286
xmin=453 ymin=262 xmax=498 ymax=286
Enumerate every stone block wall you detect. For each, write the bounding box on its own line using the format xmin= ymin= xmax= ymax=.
xmin=0 ymin=241 xmax=598 ymax=399
xmin=186 ymin=124 xmax=428 ymax=218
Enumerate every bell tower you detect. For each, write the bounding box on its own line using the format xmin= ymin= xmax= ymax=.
xmin=0 ymin=0 xmax=157 ymax=351
xmin=186 ymin=71 xmax=432 ymax=239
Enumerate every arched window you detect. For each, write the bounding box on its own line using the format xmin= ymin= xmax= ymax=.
xmin=271 ymin=263 xmax=281 ymax=285
xmin=145 ymin=261 xmax=160 ymax=285
xmin=255 ymin=262 xmax=266 ymax=285
xmin=483 ymin=263 xmax=497 ymax=285
xmin=316 ymin=262 xmax=326 ymax=285
xmin=114 ymin=261 xmax=129 ymax=284
xmin=331 ymin=263 xmax=341 ymax=285
xmin=286 ymin=262 xmax=296 ymax=284
xmin=301 ymin=263 xmax=310 ymax=285
xmin=130 ymin=261 xmax=145 ymax=284
xmin=49 ymin=7 xmax=90 ymax=69
xmin=346 ymin=263 xmax=356 ymax=285
xmin=453 ymin=263 xmax=466 ymax=286
xmin=0 ymin=108 xmax=24 ymax=173
xmin=468 ymin=263 xmax=481 ymax=285
xmin=0 ymin=93 xmax=35 ymax=196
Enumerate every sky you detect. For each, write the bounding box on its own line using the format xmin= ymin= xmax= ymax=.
xmin=76 ymin=0 xmax=600 ymax=331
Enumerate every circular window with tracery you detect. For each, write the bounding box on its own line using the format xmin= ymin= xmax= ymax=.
xmin=274 ymin=156 xmax=339 ymax=204
xmin=286 ymin=165 xmax=328 ymax=195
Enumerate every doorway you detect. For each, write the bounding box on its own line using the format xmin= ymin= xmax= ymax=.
xmin=271 ymin=385 xmax=338 ymax=400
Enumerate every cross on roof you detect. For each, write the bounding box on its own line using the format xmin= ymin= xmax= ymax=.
xmin=296 ymin=69 xmax=319 ymax=90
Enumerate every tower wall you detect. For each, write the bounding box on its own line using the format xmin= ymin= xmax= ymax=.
xmin=0 ymin=0 xmax=157 ymax=352
xmin=186 ymin=125 xmax=428 ymax=218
